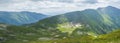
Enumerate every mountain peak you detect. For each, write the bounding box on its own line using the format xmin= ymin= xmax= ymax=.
xmin=105 ymin=6 xmax=118 ymax=9
xmin=97 ymin=6 xmax=120 ymax=11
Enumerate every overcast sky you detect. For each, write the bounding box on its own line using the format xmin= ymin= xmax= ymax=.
xmin=0 ymin=0 xmax=120 ymax=15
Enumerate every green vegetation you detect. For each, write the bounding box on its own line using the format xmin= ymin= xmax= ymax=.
xmin=0 ymin=24 xmax=120 ymax=43
xmin=57 ymin=23 xmax=82 ymax=35
xmin=19 ymin=29 xmax=120 ymax=43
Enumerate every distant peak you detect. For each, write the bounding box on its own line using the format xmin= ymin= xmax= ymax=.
xmin=106 ymin=6 xmax=116 ymax=9
xmin=97 ymin=6 xmax=118 ymax=10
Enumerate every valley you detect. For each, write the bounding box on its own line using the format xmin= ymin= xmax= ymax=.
xmin=0 ymin=6 xmax=120 ymax=43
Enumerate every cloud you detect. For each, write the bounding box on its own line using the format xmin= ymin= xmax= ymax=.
xmin=74 ymin=0 xmax=98 ymax=4
xmin=0 ymin=0 xmax=119 ymax=15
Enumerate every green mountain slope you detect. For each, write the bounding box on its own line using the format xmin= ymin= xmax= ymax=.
xmin=31 ymin=6 xmax=120 ymax=35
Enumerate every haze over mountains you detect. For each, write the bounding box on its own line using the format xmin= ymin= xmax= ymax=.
xmin=0 ymin=11 xmax=47 ymax=25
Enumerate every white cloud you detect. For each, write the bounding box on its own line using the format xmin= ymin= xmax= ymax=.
xmin=0 ymin=0 xmax=119 ymax=15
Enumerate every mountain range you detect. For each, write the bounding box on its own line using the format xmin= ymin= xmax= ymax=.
xmin=0 ymin=11 xmax=47 ymax=25
xmin=0 ymin=6 xmax=120 ymax=43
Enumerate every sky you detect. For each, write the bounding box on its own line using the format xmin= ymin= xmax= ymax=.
xmin=0 ymin=0 xmax=120 ymax=15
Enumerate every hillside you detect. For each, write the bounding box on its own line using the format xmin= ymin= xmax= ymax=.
xmin=0 ymin=25 xmax=120 ymax=43
xmin=31 ymin=6 xmax=120 ymax=35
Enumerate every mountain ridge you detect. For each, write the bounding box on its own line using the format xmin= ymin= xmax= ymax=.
xmin=31 ymin=6 xmax=120 ymax=35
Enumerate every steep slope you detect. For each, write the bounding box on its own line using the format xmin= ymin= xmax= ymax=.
xmin=0 ymin=11 xmax=47 ymax=25
xmin=31 ymin=6 xmax=120 ymax=35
